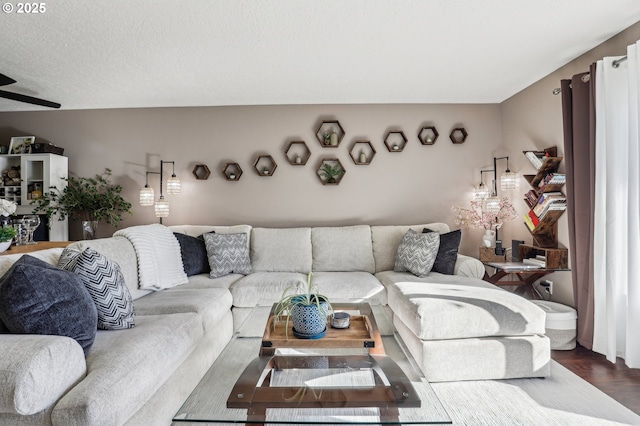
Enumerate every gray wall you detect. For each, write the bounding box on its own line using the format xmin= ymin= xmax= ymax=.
xmin=0 ymin=104 xmax=504 ymax=257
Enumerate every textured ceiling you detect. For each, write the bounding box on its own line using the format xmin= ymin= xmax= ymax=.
xmin=1 ymin=0 xmax=639 ymax=111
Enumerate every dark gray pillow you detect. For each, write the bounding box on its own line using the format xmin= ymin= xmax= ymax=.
xmin=0 ymin=255 xmax=98 ymax=353
xmin=423 ymin=228 xmax=462 ymax=275
xmin=204 ymin=232 xmax=252 ymax=278
xmin=58 ymin=247 xmax=135 ymax=330
xmin=173 ymin=232 xmax=211 ymax=276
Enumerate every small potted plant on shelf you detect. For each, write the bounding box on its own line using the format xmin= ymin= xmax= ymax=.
xmin=31 ymin=168 xmax=132 ymax=239
xmin=274 ymin=272 xmax=332 ymax=339
xmin=319 ymin=163 xmax=344 ymax=184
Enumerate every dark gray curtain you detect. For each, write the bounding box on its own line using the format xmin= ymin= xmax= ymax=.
xmin=561 ymin=65 xmax=596 ymax=349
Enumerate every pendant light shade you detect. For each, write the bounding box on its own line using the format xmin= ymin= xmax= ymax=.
xmin=154 ymin=197 xmax=170 ymax=218
xmin=474 ymin=182 xmax=490 ymax=200
xmin=500 ymin=170 xmax=517 ymax=190
xmin=485 ymin=195 xmax=501 ymax=213
xmin=166 ymin=174 xmax=181 ymax=195
xmin=139 ymin=185 xmax=155 ymax=206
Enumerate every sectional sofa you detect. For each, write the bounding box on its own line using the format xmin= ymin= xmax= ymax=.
xmin=0 ymin=222 xmax=550 ymax=425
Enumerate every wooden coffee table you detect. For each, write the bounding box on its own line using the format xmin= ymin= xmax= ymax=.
xmin=173 ymin=302 xmax=452 ymax=424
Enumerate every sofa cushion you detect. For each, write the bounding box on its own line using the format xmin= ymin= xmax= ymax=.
xmin=0 ymin=335 xmax=86 ymax=415
xmin=51 ymin=313 xmax=203 ymax=426
xmin=371 ymin=223 xmax=450 ymax=273
xmin=380 ymin=271 xmax=546 ymax=340
xmin=181 ymin=273 xmax=242 ymax=290
xmin=134 ymin=287 xmax=233 ymax=333
xmin=173 ymin=232 xmax=211 ymax=276
xmin=204 ymin=232 xmax=252 ymax=278
xmin=251 ymin=227 xmax=312 ymax=273
xmin=311 ymin=225 xmax=375 ymax=273
xmin=310 ymin=272 xmax=387 ymax=305
xmin=423 ymin=228 xmax=462 ymax=275
xmin=69 ymin=236 xmax=151 ymax=301
xmin=230 ymin=272 xmax=308 ymax=307
xmin=394 ymin=229 xmax=440 ymax=277
xmin=0 ymin=255 xmax=98 ymax=353
xmin=58 ymin=248 xmax=136 ymax=330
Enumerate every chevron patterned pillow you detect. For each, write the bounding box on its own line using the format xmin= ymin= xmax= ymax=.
xmin=58 ymin=248 xmax=135 ymax=330
xmin=394 ymin=229 xmax=440 ymax=277
xmin=204 ymin=232 xmax=252 ymax=278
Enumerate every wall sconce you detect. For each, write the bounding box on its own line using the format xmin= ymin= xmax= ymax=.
xmin=475 ymin=156 xmax=516 ymax=204
xmin=139 ymin=160 xmax=180 ymax=223
xmin=474 ymin=156 xmax=516 ymax=254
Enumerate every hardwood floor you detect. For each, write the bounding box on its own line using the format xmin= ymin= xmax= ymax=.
xmin=552 ymin=344 xmax=640 ymax=415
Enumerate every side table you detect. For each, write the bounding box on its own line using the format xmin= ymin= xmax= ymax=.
xmin=482 ymin=262 xmax=570 ymax=298
xmin=0 ymin=241 xmax=74 ymax=256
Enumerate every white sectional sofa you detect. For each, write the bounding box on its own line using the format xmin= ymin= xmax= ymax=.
xmin=0 ymin=222 xmax=550 ymax=426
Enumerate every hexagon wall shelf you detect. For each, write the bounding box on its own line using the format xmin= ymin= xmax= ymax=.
xmin=192 ymin=164 xmax=211 ymax=180
xmin=316 ymin=158 xmax=346 ymax=186
xmin=285 ymin=141 xmax=311 ymax=165
xmin=315 ymin=120 xmax=345 ymax=148
xmin=450 ymin=127 xmax=468 ymax=144
xmin=384 ymin=130 xmax=408 ymax=152
xmin=253 ymin=155 xmax=278 ymax=176
xmin=349 ymin=140 xmax=376 ymax=165
xmin=222 ymin=162 xmax=243 ymax=181
xmin=418 ymin=126 xmax=439 ymax=145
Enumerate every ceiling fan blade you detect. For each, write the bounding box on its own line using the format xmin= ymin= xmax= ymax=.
xmin=0 ymin=89 xmax=61 ymax=109
xmin=0 ymin=73 xmax=17 ymax=87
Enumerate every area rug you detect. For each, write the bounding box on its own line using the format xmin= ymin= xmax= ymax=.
xmin=432 ymin=360 xmax=640 ymax=425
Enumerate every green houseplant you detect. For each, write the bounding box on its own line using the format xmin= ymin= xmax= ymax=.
xmin=319 ymin=163 xmax=344 ymax=184
xmin=274 ymin=272 xmax=332 ymax=338
xmin=31 ymin=168 xmax=132 ymax=239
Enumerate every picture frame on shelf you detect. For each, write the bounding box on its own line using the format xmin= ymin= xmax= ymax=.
xmin=9 ymin=136 xmax=35 ymax=154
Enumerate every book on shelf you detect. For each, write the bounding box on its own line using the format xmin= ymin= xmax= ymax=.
xmin=524 ymin=214 xmax=535 ymax=231
xmin=539 ymin=173 xmax=566 ymax=187
xmin=524 ymin=257 xmax=546 ymax=267
xmin=528 ymin=210 xmax=540 ymax=226
xmin=486 ymin=262 xmax=544 ymax=271
xmin=533 ymin=192 xmax=566 ymax=217
xmin=539 ymin=203 xmax=567 ymax=219
xmin=525 ymin=150 xmax=549 ymax=169
xmin=525 ymin=189 xmax=539 ymax=207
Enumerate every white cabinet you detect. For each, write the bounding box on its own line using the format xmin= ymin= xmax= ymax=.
xmin=0 ymin=153 xmax=68 ymax=241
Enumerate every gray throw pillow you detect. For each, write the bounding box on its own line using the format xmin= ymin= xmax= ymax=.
xmin=58 ymin=248 xmax=135 ymax=330
xmin=394 ymin=229 xmax=440 ymax=277
xmin=204 ymin=232 xmax=252 ymax=278
xmin=0 ymin=255 xmax=98 ymax=353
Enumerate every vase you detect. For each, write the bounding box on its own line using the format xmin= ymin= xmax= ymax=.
xmin=82 ymin=220 xmax=99 ymax=240
xmin=0 ymin=239 xmax=11 ymax=253
xmin=290 ymin=297 xmax=329 ymax=338
xmin=482 ymin=230 xmax=496 ymax=248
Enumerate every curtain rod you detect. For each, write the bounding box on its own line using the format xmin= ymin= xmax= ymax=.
xmin=553 ymin=55 xmax=628 ymax=95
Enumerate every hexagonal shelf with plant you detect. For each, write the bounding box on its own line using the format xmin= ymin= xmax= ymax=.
xmin=316 ymin=158 xmax=346 ymax=185
xmin=253 ymin=155 xmax=277 ymax=176
xmin=222 ymin=162 xmax=243 ymax=181
xmin=315 ymin=120 xmax=345 ymax=148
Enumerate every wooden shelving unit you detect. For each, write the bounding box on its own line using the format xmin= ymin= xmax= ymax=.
xmin=520 ymin=146 xmax=568 ymax=265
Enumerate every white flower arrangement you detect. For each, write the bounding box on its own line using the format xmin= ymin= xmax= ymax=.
xmin=0 ymin=199 xmax=17 ymax=217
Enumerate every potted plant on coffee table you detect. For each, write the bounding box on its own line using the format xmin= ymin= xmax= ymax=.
xmin=274 ymin=272 xmax=332 ymax=339
xmin=31 ymin=168 xmax=132 ymax=239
